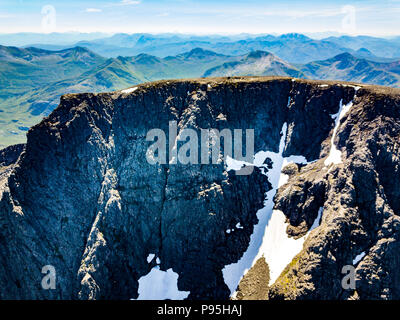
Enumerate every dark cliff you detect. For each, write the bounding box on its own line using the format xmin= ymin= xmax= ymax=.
xmin=0 ymin=77 xmax=399 ymax=300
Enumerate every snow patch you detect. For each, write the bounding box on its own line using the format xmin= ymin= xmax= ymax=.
xmin=257 ymin=206 xmax=322 ymax=285
xmin=236 ymin=222 xmax=243 ymax=229
xmin=147 ymin=253 xmax=155 ymax=263
xmin=226 ymin=156 xmax=247 ymax=171
xmin=310 ymin=207 xmax=323 ymax=232
xmin=325 ymin=99 xmax=350 ymax=166
xmin=353 ymin=252 xmax=366 ymax=265
xmin=258 ymin=210 xmax=304 ymax=284
xmin=222 ymin=122 xmax=319 ymax=295
xmin=340 ymin=84 xmax=362 ymax=91
xmin=226 ymin=223 xmax=244 ymax=235
xmin=121 ymin=87 xmax=138 ymax=94
xmin=136 ymin=266 xmax=190 ymax=300
xmin=325 ymin=86 xmax=361 ymax=167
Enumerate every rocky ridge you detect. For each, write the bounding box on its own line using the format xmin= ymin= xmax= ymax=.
xmin=0 ymin=77 xmax=399 ymax=300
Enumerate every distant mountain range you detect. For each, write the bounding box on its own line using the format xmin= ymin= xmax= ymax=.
xmin=16 ymin=48 xmax=240 ymax=118
xmin=0 ymin=45 xmax=105 ymax=97
xmin=1 ymin=34 xmax=400 ymax=148
xmin=324 ymin=35 xmax=400 ymax=59
xmin=300 ymin=52 xmax=400 ymax=87
xmin=0 ymin=32 xmax=109 ymax=47
xmin=24 ymin=33 xmax=400 ymax=64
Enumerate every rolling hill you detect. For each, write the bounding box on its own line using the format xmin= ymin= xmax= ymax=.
xmin=1 ymin=43 xmax=400 ymax=149
xmin=323 ymin=35 xmax=400 ymax=59
xmin=0 ymin=46 xmax=106 ymax=147
xmin=300 ymin=52 xmax=400 ymax=87
xmin=203 ymin=51 xmax=305 ymax=78
xmin=17 ymin=48 xmax=240 ymax=115
xmin=0 ymin=47 xmax=239 ymax=148
xmin=0 ymin=45 xmax=106 ymax=96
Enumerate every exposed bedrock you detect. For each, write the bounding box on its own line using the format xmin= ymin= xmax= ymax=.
xmin=0 ymin=77 xmax=399 ymax=300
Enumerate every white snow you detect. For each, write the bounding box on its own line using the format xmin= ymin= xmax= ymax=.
xmin=156 ymin=257 xmax=161 ymax=265
xmin=136 ymin=266 xmax=190 ymax=300
xmin=340 ymin=84 xmax=362 ymax=91
xmin=325 ymin=87 xmax=361 ymax=167
xmin=222 ymin=87 xmax=362 ymax=295
xmin=310 ymin=207 xmax=323 ymax=232
xmin=256 ymin=206 xmax=322 ymax=285
xmin=319 ymin=84 xmax=329 ymax=88
xmin=226 ymin=156 xmax=248 ymax=171
xmin=277 ymin=156 xmax=308 ymax=188
xmin=353 ymin=252 xmax=366 ymax=265
xmin=226 ymin=223 xmax=244 ymax=235
xmin=147 ymin=253 xmax=155 ymax=263
xmin=121 ymin=87 xmax=138 ymax=94
xmin=324 ymin=99 xmax=352 ymax=166
xmin=236 ymin=222 xmax=243 ymax=229
xmin=258 ymin=210 xmax=304 ymax=283
xmin=222 ymin=122 xmax=321 ymax=295
xmin=226 ymin=223 xmax=243 ymax=234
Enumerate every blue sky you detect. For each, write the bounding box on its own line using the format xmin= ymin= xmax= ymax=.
xmin=0 ymin=0 xmax=399 ymax=36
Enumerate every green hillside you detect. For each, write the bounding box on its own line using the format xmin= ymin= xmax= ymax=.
xmin=0 ymin=47 xmax=237 ymax=148
xmin=300 ymin=52 xmax=400 ymax=87
xmin=203 ymin=51 xmax=305 ymax=78
xmin=1 ymin=44 xmax=400 ymax=149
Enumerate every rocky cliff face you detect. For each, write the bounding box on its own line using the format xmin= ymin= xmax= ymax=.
xmin=0 ymin=77 xmax=399 ymax=300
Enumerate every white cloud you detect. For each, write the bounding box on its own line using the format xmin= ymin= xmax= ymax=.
xmin=118 ymin=0 xmax=141 ymax=5
xmin=85 ymin=8 xmax=102 ymax=13
xmin=105 ymin=0 xmax=141 ymax=7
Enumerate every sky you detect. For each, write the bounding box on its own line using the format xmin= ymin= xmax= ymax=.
xmin=0 ymin=0 xmax=399 ymax=36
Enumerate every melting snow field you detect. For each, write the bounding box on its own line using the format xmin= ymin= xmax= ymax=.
xmin=258 ymin=207 xmax=322 ymax=284
xmin=223 ymin=86 xmax=363 ymax=295
xmin=222 ymin=123 xmax=322 ymax=295
xmin=258 ymin=210 xmax=304 ymax=284
xmin=325 ymin=86 xmax=361 ymax=167
xmin=324 ymin=99 xmax=352 ymax=166
xmin=136 ymin=257 xmax=190 ymax=300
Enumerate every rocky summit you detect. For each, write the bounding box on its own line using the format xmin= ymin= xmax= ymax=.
xmin=0 ymin=76 xmax=399 ymax=300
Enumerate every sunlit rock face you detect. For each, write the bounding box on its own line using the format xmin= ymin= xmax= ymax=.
xmin=0 ymin=77 xmax=399 ymax=300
